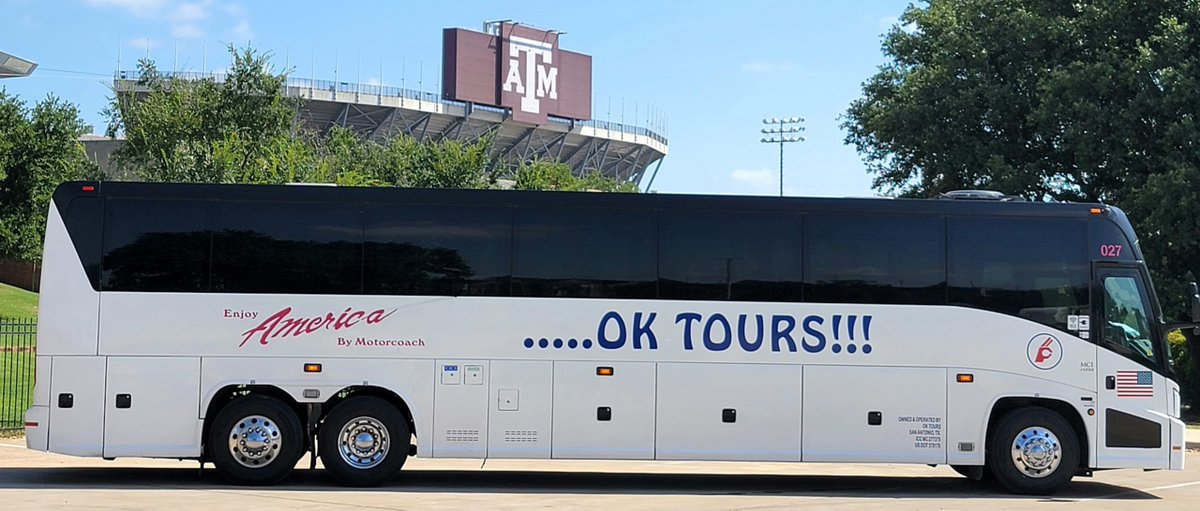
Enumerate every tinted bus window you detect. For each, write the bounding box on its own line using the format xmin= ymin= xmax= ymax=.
xmin=805 ymin=214 xmax=945 ymax=305
xmin=659 ymin=210 xmax=801 ymax=302
xmin=364 ymin=205 xmax=512 ymax=296
xmin=212 ymin=202 xmax=363 ymax=294
xmin=102 ymin=199 xmax=210 ymax=292
xmin=948 ymin=217 xmax=1088 ymax=332
xmin=66 ymin=197 xmax=104 ymax=291
xmin=513 ymin=208 xmax=656 ymax=299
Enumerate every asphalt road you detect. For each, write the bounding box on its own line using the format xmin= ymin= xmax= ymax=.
xmin=2 ymin=438 xmax=1199 ymax=510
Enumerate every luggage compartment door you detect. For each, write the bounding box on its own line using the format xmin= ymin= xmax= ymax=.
xmin=803 ymin=365 xmax=946 ymax=463
xmin=103 ymin=357 xmax=202 ymax=458
xmin=552 ymin=361 xmax=655 ymax=459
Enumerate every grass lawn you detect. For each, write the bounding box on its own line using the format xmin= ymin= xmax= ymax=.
xmin=0 ymin=285 xmax=37 ymax=430
xmin=0 ymin=351 xmax=33 ymax=431
xmin=0 ymin=283 xmax=37 ymax=319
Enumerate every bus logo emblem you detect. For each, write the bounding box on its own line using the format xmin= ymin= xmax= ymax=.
xmin=1027 ymin=334 xmax=1062 ymax=370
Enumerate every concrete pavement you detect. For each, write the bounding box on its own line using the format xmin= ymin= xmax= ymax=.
xmin=2 ymin=435 xmax=1200 ymax=510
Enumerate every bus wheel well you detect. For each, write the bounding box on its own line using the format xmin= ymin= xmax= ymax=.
xmin=201 ymin=385 xmax=307 ymax=458
xmin=320 ymin=386 xmax=417 ymax=442
xmin=987 ymin=397 xmax=1089 ymax=470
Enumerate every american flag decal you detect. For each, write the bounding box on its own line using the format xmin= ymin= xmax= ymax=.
xmin=1116 ymin=370 xmax=1154 ymax=398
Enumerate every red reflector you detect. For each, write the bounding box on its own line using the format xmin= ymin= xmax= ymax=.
xmin=81 ymin=185 xmax=96 ymax=192
xmin=25 ymin=421 xmax=38 ymax=428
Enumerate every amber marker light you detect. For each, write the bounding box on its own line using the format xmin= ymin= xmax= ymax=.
xmin=596 ymin=367 xmax=614 ymax=376
xmin=304 ymin=363 xmax=323 ymax=373
xmin=1090 ymin=208 xmax=1103 ymax=214
xmin=956 ymin=373 xmax=974 ymax=383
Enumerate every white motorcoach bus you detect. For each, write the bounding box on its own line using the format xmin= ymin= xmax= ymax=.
xmin=25 ymin=182 xmax=1194 ymax=494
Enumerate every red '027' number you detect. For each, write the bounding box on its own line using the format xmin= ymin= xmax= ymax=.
xmin=1100 ymin=244 xmax=1123 ymax=257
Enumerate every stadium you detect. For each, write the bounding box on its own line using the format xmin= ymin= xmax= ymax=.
xmin=100 ymin=21 xmax=669 ymax=188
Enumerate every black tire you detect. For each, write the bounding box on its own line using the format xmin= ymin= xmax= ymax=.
xmin=319 ymin=396 xmax=410 ymax=487
xmin=986 ymin=406 xmax=1079 ymax=495
xmin=207 ymin=396 xmax=304 ymax=485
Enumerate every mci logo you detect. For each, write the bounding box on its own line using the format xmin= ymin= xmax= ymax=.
xmin=502 ymin=35 xmax=558 ymax=117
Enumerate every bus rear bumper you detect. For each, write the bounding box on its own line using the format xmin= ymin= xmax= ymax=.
xmin=24 ymin=406 xmax=48 ymax=451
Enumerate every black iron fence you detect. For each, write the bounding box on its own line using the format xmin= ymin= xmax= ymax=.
xmin=1 ymin=317 xmax=36 ymax=433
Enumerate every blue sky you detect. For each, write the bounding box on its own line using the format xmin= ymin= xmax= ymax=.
xmin=2 ymin=0 xmax=913 ymax=197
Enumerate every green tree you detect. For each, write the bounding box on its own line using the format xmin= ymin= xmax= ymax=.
xmin=0 ymin=90 xmax=98 ymax=262
xmin=513 ymin=160 xmax=638 ymax=192
xmin=106 ymin=46 xmax=305 ymax=184
xmin=108 ymin=44 xmax=642 ymax=195
xmin=843 ymin=0 xmax=1200 ymax=404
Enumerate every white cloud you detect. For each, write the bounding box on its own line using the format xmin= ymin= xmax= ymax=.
xmin=170 ymin=0 xmax=212 ymax=22
xmin=222 ymin=3 xmax=246 ymax=17
xmin=230 ymin=19 xmax=254 ymax=41
xmin=82 ymin=0 xmax=166 ymax=17
xmin=128 ymin=37 xmax=159 ymax=52
xmin=172 ymin=23 xmax=205 ymax=39
xmin=731 ymin=168 xmax=775 ymax=187
xmin=741 ymin=61 xmax=794 ymax=74
xmin=366 ymin=78 xmax=382 ymax=86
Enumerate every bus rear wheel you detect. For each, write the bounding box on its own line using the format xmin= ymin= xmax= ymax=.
xmin=986 ymin=406 xmax=1078 ymax=495
xmin=319 ymin=396 xmax=410 ymax=487
xmin=207 ymin=396 xmax=304 ymax=485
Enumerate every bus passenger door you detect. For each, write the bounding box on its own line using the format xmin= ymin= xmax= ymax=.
xmin=1093 ymin=266 xmax=1170 ymax=469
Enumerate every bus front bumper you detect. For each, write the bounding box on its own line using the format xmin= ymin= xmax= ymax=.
xmin=1170 ymin=415 xmax=1185 ymax=470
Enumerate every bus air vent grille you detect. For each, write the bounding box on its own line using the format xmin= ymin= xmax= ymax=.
xmin=445 ymin=429 xmax=481 ymax=442
xmin=504 ymin=430 xmax=540 ymax=443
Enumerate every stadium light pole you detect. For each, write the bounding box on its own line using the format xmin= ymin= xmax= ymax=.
xmin=760 ymin=116 xmax=805 ymax=196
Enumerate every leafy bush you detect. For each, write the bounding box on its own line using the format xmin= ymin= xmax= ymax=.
xmin=1169 ymin=330 xmax=1197 ymax=411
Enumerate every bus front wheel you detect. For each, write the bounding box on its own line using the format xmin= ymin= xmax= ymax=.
xmin=207 ymin=396 xmax=304 ymax=485
xmin=986 ymin=406 xmax=1079 ymax=495
xmin=319 ymin=396 xmax=410 ymax=486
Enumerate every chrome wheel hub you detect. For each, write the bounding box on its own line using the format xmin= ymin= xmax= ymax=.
xmin=1011 ymin=426 xmax=1061 ymax=478
xmin=337 ymin=416 xmax=390 ymax=469
xmin=228 ymin=415 xmax=282 ymax=468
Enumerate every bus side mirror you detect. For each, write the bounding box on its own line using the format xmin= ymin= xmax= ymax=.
xmin=1189 ymin=282 xmax=1200 ymax=323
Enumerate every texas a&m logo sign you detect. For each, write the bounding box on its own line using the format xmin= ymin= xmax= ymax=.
xmin=500 ymin=24 xmax=559 ymax=121
xmin=443 ymin=22 xmax=592 ymax=124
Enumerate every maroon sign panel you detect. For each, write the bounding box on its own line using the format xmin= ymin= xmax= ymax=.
xmin=443 ymin=23 xmax=592 ymax=124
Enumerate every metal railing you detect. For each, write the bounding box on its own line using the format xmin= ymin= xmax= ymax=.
xmin=115 ymin=70 xmax=669 ymax=146
xmin=0 ymin=317 xmax=35 ymax=433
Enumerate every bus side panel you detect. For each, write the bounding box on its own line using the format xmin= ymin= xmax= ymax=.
xmin=103 ymin=357 xmax=202 ymax=458
xmin=48 ymin=356 xmax=107 ymax=456
xmin=655 ymin=363 xmax=801 ymax=461
xmin=487 ymin=360 xmax=553 ymax=459
xmin=945 ymin=369 xmax=1098 ymax=468
xmin=432 ymin=359 xmax=490 ymax=458
xmin=803 ymin=366 xmax=946 ymax=464
xmin=37 ymin=202 xmax=100 ymax=356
